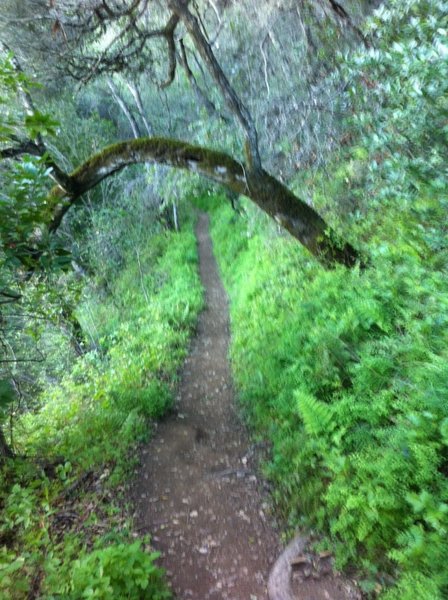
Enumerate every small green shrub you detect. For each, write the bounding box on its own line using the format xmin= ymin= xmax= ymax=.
xmin=63 ymin=542 xmax=171 ymax=600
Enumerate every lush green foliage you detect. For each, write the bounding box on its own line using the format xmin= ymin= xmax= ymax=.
xmin=1 ymin=42 xmax=205 ymax=600
xmin=0 ymin=54 xmax=59 ymax=263
xmin=0 ymin=53 xmax=75 ymax=455
xmin=60 ymin=542 xmax=171 ymax=599
xmin=1 ymin=0 xmax=447 ymax=597
xmin=0 ymin=220 xmax=202 ymax=598
xmin=208 ymin=1 xmax=448 ymax=596
xmin=211 ymin=199 xmax=447 ymax=597
xmin=20 ymin=226 xmax=202 ymax=466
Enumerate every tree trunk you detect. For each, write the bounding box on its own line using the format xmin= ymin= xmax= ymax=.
xmin=107 ymin=78 xmax=142 ymax=139
xmin=178 ymin=39 xmax=221 ymax=119
xmin=126 ymin=82 xmax=154 ymax=136
xmin=61 ymin=308 xmax=86 ymax=357
xmin=173 ymin=201 xmax=179 ymax=232
xmin=0 ymin=426 xmax=14 ymax=460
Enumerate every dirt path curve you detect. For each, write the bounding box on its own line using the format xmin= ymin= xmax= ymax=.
xmin=135 ymin=213 xmax=280 ymax=599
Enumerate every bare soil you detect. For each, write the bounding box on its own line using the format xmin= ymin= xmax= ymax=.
xmin=134 ymin=213 xmax=361 ymax=600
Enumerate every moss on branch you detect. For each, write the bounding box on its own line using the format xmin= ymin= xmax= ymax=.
xmin=47 ymin=136 xmax=360 ymax=267
xmin=69 ymin=137 xmax=246 ymax=194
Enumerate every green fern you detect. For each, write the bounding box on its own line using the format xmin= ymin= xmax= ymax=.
xmin=295 ymin=389 xmax=334 ymax=437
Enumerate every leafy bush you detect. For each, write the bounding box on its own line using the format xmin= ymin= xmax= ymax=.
xmin=57 ymin=542 xmax=171 ymax=600
xmin=18 ymin=225 xmax=202 ymax=467
xmin=1 ymin=220 xmax=202 ymax=598
xmin=211 ymin=189 xmax=448 ymax=596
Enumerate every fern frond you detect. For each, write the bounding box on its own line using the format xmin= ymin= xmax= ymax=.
xmin=295 ymin=389 xmax=334 ymax=437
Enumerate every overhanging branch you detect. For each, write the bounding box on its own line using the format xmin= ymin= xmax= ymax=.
xmin=47 ymin=136 xmax=361 ymax=267
xmin=160 ymin=14 xmax=179 ymax=88
xmin=0 ymin=44 xmax=71 ymax=189
xmin=0 ymin=141 xmax=42 ymax=160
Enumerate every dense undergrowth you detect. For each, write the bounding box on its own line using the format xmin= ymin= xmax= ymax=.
xmin=207 ymin=2 xmax=448 ymax=596
xmin=210 ymin=200 xmax=447 ymax=598
xmin=0 ymin=221 xmax=203 ymax=599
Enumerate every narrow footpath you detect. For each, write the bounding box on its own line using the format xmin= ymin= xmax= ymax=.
xmin=135 ymin=213 xmax=279 ymax=599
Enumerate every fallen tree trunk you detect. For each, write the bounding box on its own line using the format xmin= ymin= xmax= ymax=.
xmin=48 ymin=137 xmax=360 ymax=267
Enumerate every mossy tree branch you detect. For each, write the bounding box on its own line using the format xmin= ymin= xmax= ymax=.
xmin=48 ymin=136 xmax=360 ymax=267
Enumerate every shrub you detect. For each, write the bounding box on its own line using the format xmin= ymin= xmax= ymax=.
xmin=65 ymin=542 xmax=171 ymax=600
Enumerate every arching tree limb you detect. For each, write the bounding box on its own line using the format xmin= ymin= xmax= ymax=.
xmin=47 ymin=137 xmax=360 ymax=267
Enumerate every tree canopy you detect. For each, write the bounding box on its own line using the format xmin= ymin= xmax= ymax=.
xmin=0 ymin=0 xmax=372 ymax=267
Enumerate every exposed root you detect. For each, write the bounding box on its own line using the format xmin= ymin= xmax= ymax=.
xmin=268 ymin=534 xmax=308 ymax=600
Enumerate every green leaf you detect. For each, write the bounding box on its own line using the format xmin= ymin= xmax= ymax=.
xmin=24 ymin=110 xmax=59 ymax=138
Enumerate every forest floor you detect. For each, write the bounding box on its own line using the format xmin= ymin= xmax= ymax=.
xmin=134 ymin=213 xmax=361 ymax=600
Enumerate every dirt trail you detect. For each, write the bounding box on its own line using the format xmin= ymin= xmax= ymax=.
xmin=135 ymin=213 xmax=279 ymax=599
